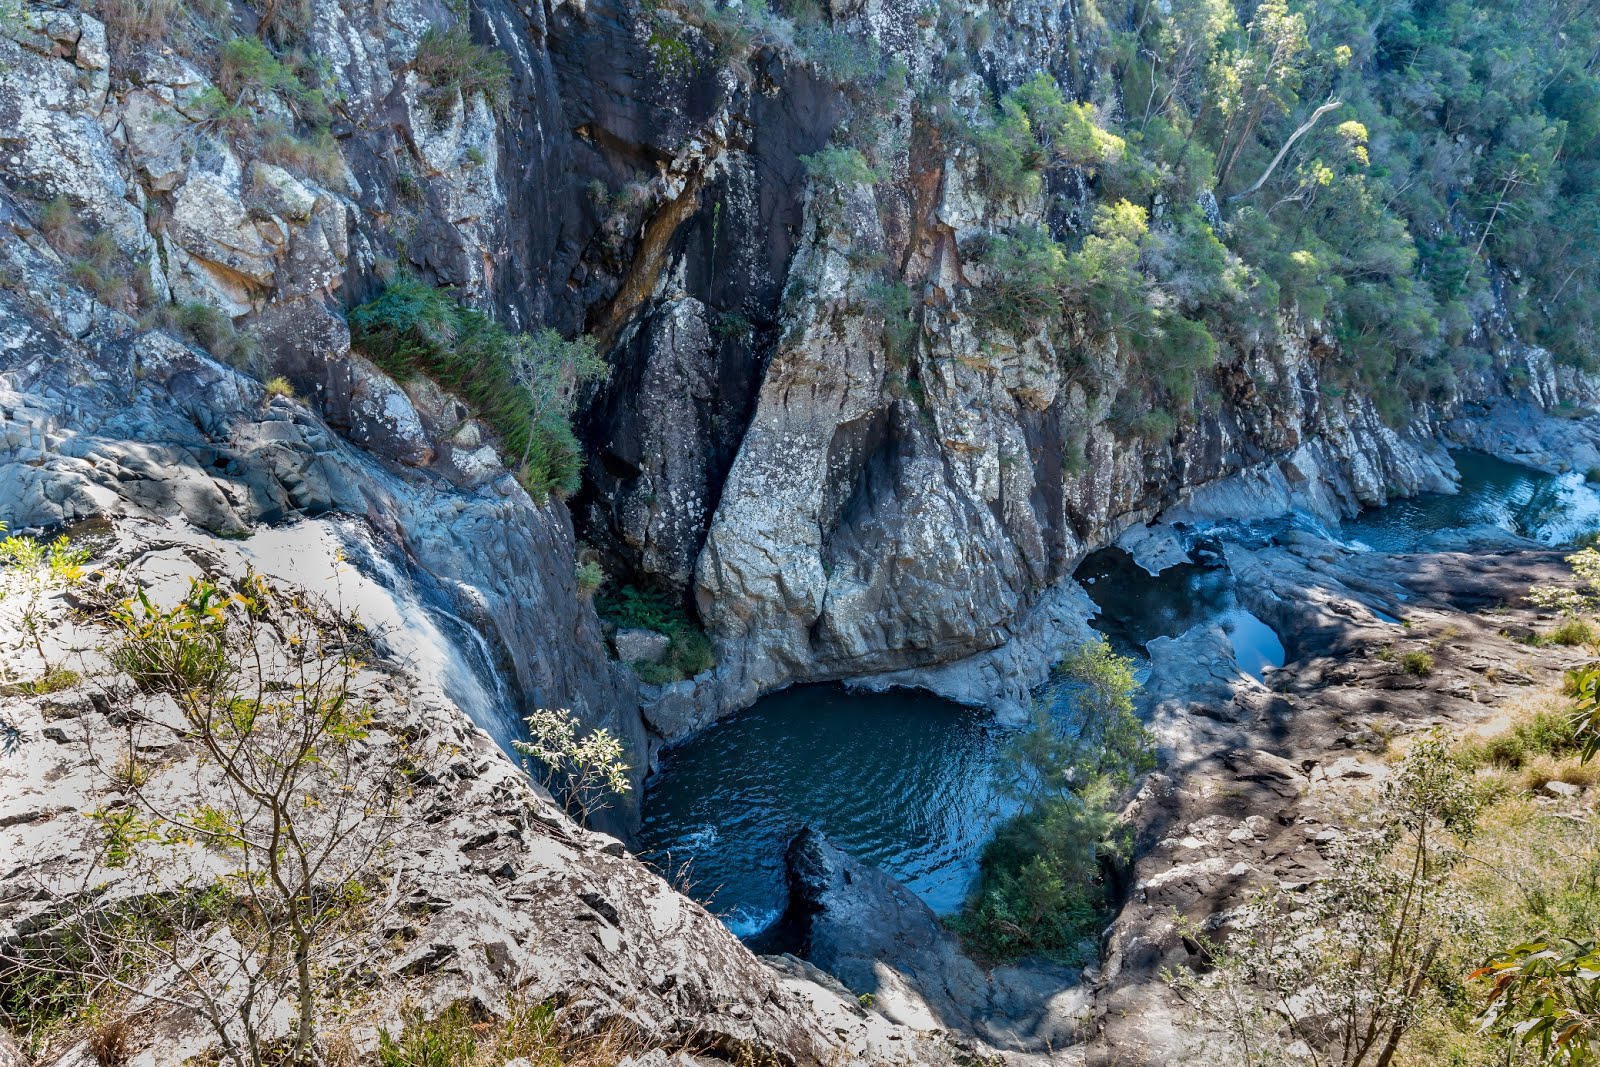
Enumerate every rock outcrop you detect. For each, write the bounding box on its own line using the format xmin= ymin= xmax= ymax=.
xmin=779 ymin=828 xmax=1089 ymax=1061
xmin=0 ymin=524 xmax=952 ymax=1065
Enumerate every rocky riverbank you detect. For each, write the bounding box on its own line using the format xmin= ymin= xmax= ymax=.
xmin=0 ymin=517 xmax=957 ymax=1065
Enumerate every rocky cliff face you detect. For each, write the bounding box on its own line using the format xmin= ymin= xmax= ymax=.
xmin=5 ymin=0 xmax=1600 ymax=1057
xmin=1 ymin=0 xmax=1577 ymax=750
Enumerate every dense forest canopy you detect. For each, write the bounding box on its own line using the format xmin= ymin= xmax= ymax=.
xmin=967 ymin=0 xmax=1600 ymax=421
xmin=1164 ymin=0 xmax=1600 ymax=395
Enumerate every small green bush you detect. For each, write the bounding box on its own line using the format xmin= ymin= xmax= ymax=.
xmin=1401 ymin=649 xmax=1435 ymax=676
xmin=574 ymin=559 xmax=605 ymax=598
xmin=109 ymin=584 xmax=232 ymax=695
xmin=378 ymin=1004 xmax=477 ymax=1067
xmin=412 ymin=25 xmax=511 ymax=120
xmin=1549 ymin=618 xmax=1599 ymax=647
xmin=969 ymin=74 xmax=1122 ymax=203
xmin=39 ymin=195 xmax=82 ymax=251
xmin=970 ymin=226 xmax=1068 ymax=337
xmin=347 ymin=274 xmax=607 ymax=500
xmin=712 ymin=311 xmax=753 ymax=339
xmin=0 ymin=666 xmax=82 ymax=697
xmin=172 ymin=301 xmax=259 ymax=369
xmin=1122 ymin=408 xmax=1176 ymax=441
xmin=800 ymin=145 xmax=879 ymax=191
xmin=1459 ymin=709 xmax=1582 ymax=771
xmin=597 ymin=585 xmax=715 ymax=683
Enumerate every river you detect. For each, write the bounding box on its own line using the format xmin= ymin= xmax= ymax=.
xmin=636 ymin=449 xmax=1600 ymax=939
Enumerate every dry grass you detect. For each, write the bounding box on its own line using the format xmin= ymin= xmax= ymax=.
xmin=354 ymin=998 xmax=691 ymax=1067
xmin=86 ymin=1015 xmax=134 ymax=1067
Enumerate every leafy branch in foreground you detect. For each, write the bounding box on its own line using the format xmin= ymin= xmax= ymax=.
xmin=3 ymin=572 xmax=418 ymax=1067
xmin=513 ymin=708 xmax=631 ymax=824
xmin=1170 ymin=732 xmax=1484 ymax=1067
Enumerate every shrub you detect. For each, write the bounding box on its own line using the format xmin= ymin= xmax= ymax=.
xmin=575 ymin=559 xmax=605 ymax=598
xmin=799 ymin=145 xmax=879 ymax=190
xmin=94 ymin=0 xmax=184 ymax=47
xmin=712 ymin=311 xmax=753 ymax=339
xmin=970 ymin=226 xmax=1069 ymax=337
xmin=109 ymin=584 xmax=232 ymax=695
xmin=969 ymin=74 xmax=1122 ymax=202
xmin=412 ymin=25 xmax=511 ymax=120
xmin=38 ymin=195 xmax=83 ymax=252
xmin=596 ymin=584 xmax=716 ymax=683
xmin=954 ymin=638 xmax=1153 ymax=961
xmin=0 ymin=666 xmax=82 ymax=698
xmin=512 ymin=708 xmax=631 ymax=823
xmin=172 ymin=301 xmax=259 ymax=369
xmin=17 ymin=572 xmax=421 ymax=1067
xmin=256 ymin=123 xmax=344 ymax=185
xmin=1548 ymin=618 xmax=1598 ymax=647
xmin=1401 ymin=649 xmax=1434 ymax=676
xmin=1174 ymin=734 xmax=1481 ymax=1065
xmin=347 ymin=275 xmax=607 ymax=500
xmin=1459 ymin=709 xmax=1582 ymax=771
xmin=865 ymin=280 xmax=918 ymax=367
xmin=1122 ymin=408 xmax=1176 ymax=441
xmin=263 ymin=376 xmax=296 ymax=400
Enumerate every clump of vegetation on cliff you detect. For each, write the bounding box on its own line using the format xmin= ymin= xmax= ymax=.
xmin=348 ymin=274 xmax=608 ymax=500
xmin=412 ymin=24 xmax=512 ymax=120
xmin=954 ymin=639 xmax=1154 ymax=962
xmin=597 ymin=583 xmax=715 ymax=684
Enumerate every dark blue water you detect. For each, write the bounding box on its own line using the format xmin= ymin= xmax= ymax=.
xmin=636 ymin=684 xmax=1011 ymax=935
xmin=1342 ymin=450 xmax=1600 ymax=552
xmin=1075 ymin=547 xmax=1285 ymax=679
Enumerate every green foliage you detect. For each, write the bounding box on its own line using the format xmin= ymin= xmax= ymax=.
xmin=971 ymin=225 xmax=1069 ymax=337
xmin=1173 ymin=733 xmax=1482 ymax=1066
xmin=347 ymin=275 xmax=607 ymax=501
xmin=1087 ymin=0 xmax=1600 ymax=410
xmin=969 ymin=74 xmax=1123 ymax=202
xmin=1 ymin=532 xmax=90 ymax=680
xmin=712 ymin=310 xmax=753 ymax=339
xmin=1459 ymin=709 xmax=1584 ymax=773
xmin=1401 ymin=649 xmax=1434 ymax=676
xmin=109 ymin=582 xmax=232 ymax=695
xmin=955 ymin=638 xmax=1153 ymax=961
xmin=1549 ymin=618 xmax=1600 ymax=647
xmin=799 ymin=145 xmax=879 ymax=190
xmin=865 ymin=280 xmax=918 ymax=368
xmin=216 ymin=36 xmax=326 ymax=122
xmin=597 ymin=584 xmax=715 ymax=683
xmin=1475 ymin=939 xmax=1600 ymax=1064
xmin=378 ymin=1004 xmax=478 ymax=1067
xmin=171 ymin=301 xmax=259 ymax=369
xmin=1531 ymin=549 xmax=1600 ymax=617
xmin=512 ymin=708 xmax=632 ymax=822
xmin=574 ymin=559 xmax=605 ymax=598
xmin=971 ymin=202 xmax=1220 ymax=415
xmin=412 ymin=25 xmax=511 ymax=120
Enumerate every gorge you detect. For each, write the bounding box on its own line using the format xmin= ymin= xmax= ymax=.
xmin=6 ymin=0 xmax=1600 ymax=1061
